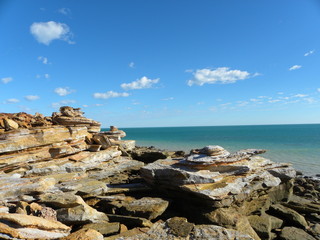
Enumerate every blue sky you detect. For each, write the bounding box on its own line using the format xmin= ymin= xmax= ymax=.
xmin=1 ymin=0 xmax=320 ymax=127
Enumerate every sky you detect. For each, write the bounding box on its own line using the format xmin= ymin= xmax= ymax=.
xmin=1 ymin=0 xmax=320 ymax=127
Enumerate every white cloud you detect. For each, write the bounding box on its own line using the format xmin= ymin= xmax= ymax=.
xmin=129 ymin=62 xmax=135 ymax=68
xmin=250 ymin=98 xmax=261 ymax=102
xmin=289 ymin=65 xmax=302 ymax=71
xmin=38 ymin=56 xmax=48 ymax=64
xmin=58 ymin=8 xmax=71 ymax=15
xmin=5 ymin=98 xmax=20 ymax=104
xmin=293 ymin=94 xmax=308 ymax=98
xmin=54 ymin=87 xmax=74 ymax=96
xmin=44 ymin=74 xmax=50 ymax=79
xmin=187 ymin=67 xmax=253 ymax=86
xmin=121 ymin=76 xmax=159 ymax=90
xmin=317 ymin=88 xmax=320 ymax=93
xmin=162 ymin=97 xmax=174 ymax=101
xmin=30 ymin=21 xmax=73 ymax=45
xmin=1 ymin=77 xmax=13 ymax=84
xmin=268 ymin=99 xmax=280 ymax=103
xmin=93 ymin=91 xmax=129 ymax=99
xmin=304 ymin=97 xmax=316 ymax=104
xmin=24 ymin=95 xmax=40 ymax=101
xmin=237 ymin=101 xmax=249 ymax=107
xmin=304 ymin=50 xmax=315 ymax=57
xmin=209 ymin=106 xmax=217 ymax=112
xmin=277 ymin=92 xmax=284 ymax=95
xmin=51 ymin=99 xmax=76 ymax=109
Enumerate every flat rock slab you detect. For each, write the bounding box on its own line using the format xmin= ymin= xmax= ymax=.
xmin=0 ymin=213 xmax=70 ymax=239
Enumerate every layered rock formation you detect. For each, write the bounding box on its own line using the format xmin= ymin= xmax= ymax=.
xmin=0 ymin=108 xmax=319 ymax=240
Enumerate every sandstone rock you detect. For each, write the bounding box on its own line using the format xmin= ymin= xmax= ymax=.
xmin=166 ymin=217 xmax=194 ymax=237
xmin=119 ymin=197 xmax=169 ymax=220
xmin=248 ymin=214 xmax=283 ymax=239
xmin=109 ymin=217 xmax=254 ymax=240
xmin=57 ymin=204 xmax=109 ymax=225
xmin=205 ymin=208 xmax=261 ymax=240
xmin=3 ymin=118 xmax=19 ymax=130
xmin=279 ymin=227 xmax=316 ymax=240
xmin=239 ymin=195 xmax=271 ymax=215
xmin=0 ymin=213 xmax=70 ymax=239
xmin=269 ymin=204 xmax=308 ymax=228
xmin=141 ymin=151 xmax=295 ymax=208
xmin=82 ymin=221 xmax=120 ymax=236
xmin=283 ymin=195 xmax=320 ymax=214
xmin=62 ymin=228 xmax=104 ymax=240
xmin=39 ymin=192 xmax=87 ymax=208
xmin=106 ymin=214 xmax=152 ymax=228
xmin=0 ymin=175 xmax=56 ymax=201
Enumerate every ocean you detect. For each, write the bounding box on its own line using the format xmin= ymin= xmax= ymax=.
xmin=103 ymin=124 xmax=320 ymax=176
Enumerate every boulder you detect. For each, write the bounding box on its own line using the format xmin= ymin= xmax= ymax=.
xmin=269 ymin=204 xmax=308 ymax=228
xmin=57 ymin=204 xmax=109 ymax=225
xmin=119 ymin=197 xmax=169 ymax=220
xmin=205 ymin=208 xmax=261 ymax=240
xmin=279 ymin=227 xmax=316 ymax=240
xmin=248 ymin=214 xmax=283 ymax=239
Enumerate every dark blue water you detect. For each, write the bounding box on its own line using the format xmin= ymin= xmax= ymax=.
xmin=103 ymin=124 xmax=320 ymax=175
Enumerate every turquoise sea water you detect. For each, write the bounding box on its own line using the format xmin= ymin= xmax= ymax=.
xmin=103 ymin=124 xmax=320 ymax=176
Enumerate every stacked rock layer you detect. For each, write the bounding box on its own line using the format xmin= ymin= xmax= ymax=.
xmin=0 ymin=108 xmax=319 ymax=240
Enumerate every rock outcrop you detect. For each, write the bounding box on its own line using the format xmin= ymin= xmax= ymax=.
xmin=0 ymin=109 xmax=319 ymax=240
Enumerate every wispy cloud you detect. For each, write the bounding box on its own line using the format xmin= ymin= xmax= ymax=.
xmin=289 ymin=65 xmax=302 ymax=71
xmin=54 ymin=87 xmax=74 ymax=96
xmin=30 ymin=21 xmax=74 ymax=45
xmin=304 ymin=50 xmax=315 ymax=57
xmin=58 ymin=8 xmax=71 ymax=15
xmin=4 ymin=98 xmax=20 ymax=104
xmin=1 ymin=77 xmax=13 ymax=84
xmin=129 ymin=62 xmax=135 ymax=68
xmin=51 ymin=99 xmax=76 ymax=109
xmin=38 ymin=56 xmax=49 ymax=64
xmin=93 ymin=91 xmax=129 ymax=99
xmin=121 ymin=76 xmax=159 ymax=90
xmin=162 ymin=97 xmax=174 ymax=101
xmin=317 ymin=88 xmax=320 ymax=93
xmin=187 ymin=67 xmax=256 ymax=86
xmin=24 ymin=95 xmax=40 ymax=101
xmin=293 ymin=94 xmax=308 ymax=98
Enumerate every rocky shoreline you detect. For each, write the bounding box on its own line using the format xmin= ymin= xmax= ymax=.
xmin=0 ymin=107 xmax=319 ymax=240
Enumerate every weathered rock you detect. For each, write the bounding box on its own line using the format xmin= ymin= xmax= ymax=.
xmin=166 ymin=217 xmax=194 ymax=237
xmin=248 ymin=214 xmax=283 ymax=239
xmin=269 ymin=204 xmax=308 ymax=228
xmin=279 ymin=227 xmax=316 ymax=240
xmin=0 ymin=213 xmax=70 ymax=239
xmin=283 ymin=195 xmax=320 ymax=214
xmin=39 ymin=192 xmax=87 ymax=208
xmin=110 ymin=217 xmax=254 ymax=240
xmin=57 ymin=204 xmax=109 ymax=225
xmin=106 ymin=214 xmax=152 ymax=228
xmin=82 ymin=221 xmax=120 ymax=236
xmin=119 ymin=197 xmax=169 ymax=220
xmin=141 ymin=150 xmax=295 ymax=207
xmin=62 ymin=228 xmax=104 ymax=240
xmin=3 ymin=118 xmax=19 ymax=131
xmin=205 ymin=208 xmax=261 ymax=240
xmin=0 ymin=175 xmax=56 ymax=201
